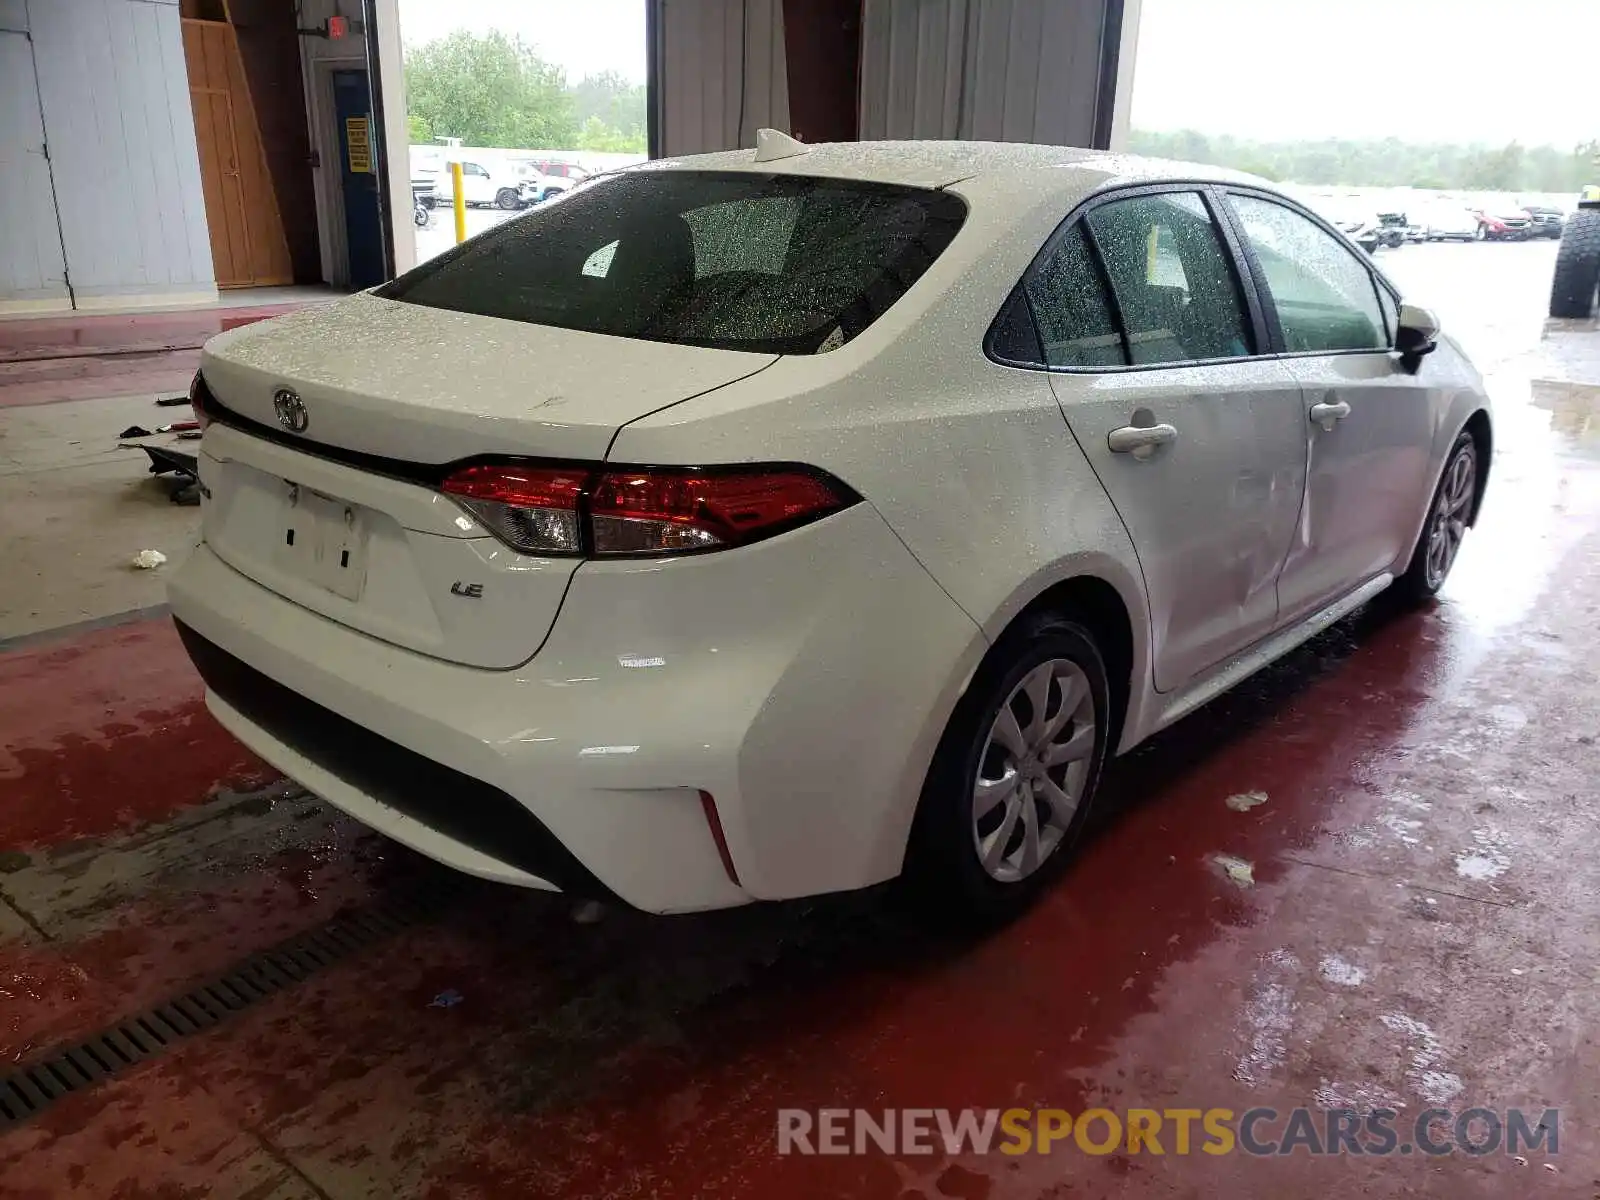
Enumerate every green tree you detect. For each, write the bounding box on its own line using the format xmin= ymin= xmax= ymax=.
xmin=406 ymin=113 xmax=432 ymax=143
xmin=404 ymin=30 xmax=576 ymax=148
xmin=1128 ymin=127 xmax=1600 ymax=194
xmin=1464 ymin=142 xmax=1525 ymax=191
xmin=570 ymin=71 xmax=647 ymax=131
xmin=576 ymin=114 xmax=646 ymax=154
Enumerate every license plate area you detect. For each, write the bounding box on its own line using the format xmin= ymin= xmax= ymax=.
xmin=273 ymin=483 xmax=369 ymax=601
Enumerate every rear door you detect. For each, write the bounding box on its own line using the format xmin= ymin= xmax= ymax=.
xmin=1029 ymin=188 xmax=1308 ymax=692
xmin=1219 ymin=190 xmax=1436 ymax=623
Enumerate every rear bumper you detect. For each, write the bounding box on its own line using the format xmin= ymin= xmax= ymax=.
xmin=169 ymin=503 xmax=983 ymax=913
xmin=177 ymin=621 xmax=611 ymax=897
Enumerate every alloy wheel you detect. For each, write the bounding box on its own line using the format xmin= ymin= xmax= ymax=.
xmin=971 ymin=659 xmax=1097 ymax=884
xmin=1425 ymin=445 xmax=1476 ymax=590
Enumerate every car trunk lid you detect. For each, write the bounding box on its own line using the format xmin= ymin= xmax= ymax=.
xmin=199 ymin=292 xmax=778 ymax=463
xmin=196 ymin=294 xmax=777 ymax=668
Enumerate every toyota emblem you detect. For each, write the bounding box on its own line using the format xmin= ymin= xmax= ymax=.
xmin=273 ymin=388 xmax=308 ymax=433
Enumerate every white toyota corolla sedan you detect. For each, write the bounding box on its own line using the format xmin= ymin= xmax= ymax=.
xmin=170 ymin=135 xmax=1491 ymax=920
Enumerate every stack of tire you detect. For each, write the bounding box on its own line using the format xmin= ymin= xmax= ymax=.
xmin=1550 ymin=201 xmax=1600 ymax=319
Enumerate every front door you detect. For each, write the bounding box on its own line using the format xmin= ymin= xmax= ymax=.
xmin=1221 ymin=191 xmax=1436 ymax=623
xmin=331 ymin=69 xmax=385 ymax=289
xmin=1034 ymin=191 xmax=1308 ymax=692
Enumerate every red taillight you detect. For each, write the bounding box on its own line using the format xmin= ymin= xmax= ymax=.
xmin=441 ymin=464 xmax=587 ymax=554
xmin=189 ymin=371 xmax=213 ymax=431
xmin=589 ymin=468 xmax=850 ymax=554
xmin=437 ymin=462 xmax=855 ymax=557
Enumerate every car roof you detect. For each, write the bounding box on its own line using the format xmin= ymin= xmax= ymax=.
xmin=642 ymin=139 xmax=1265 ymax=202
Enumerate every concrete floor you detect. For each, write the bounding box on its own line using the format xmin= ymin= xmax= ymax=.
xmin=2 ymin=241 xmax=1600 ymax=1197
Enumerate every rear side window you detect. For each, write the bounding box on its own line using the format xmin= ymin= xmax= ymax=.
xmin=1023 ymin=225 xmax=1125 ymax=368
xmin=1086 ymin=192 xmax=1254 ymax=365
xmin=380 ymin=171 xmax=967 ymax=354
xmin=1226 ymin=193 xmax=1387 ymax=352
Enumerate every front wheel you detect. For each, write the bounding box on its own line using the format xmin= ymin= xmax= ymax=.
xmin=1393 ymin=432 xmax=1477 ymax=605
xmin=902 ymin=615 xmax=1111 ymax=924
xmin=495 ymin=188 xmax=520 ymax=210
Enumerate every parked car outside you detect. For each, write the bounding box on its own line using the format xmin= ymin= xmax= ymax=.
xmin=522 ymin=158 xmax=591 ymax=183
xmin=507 ymin=166 xmax=567 ymax=206
xmin=1472 ymin=202 xmax=1533 ymax=241
xmin=1315 ymin=200 xmax=1385 ymax=254
xmin=1375 ymin=211 xmax=1409 ymax=249
xmin=442 ymin=160 xmax=525 ymax=210
xmin=173 ymin=140 xmax=1491 ymax=922
xmin=1521 ymin=204 xmax=1566 ymax=239
xmin=1421 ymin=203 xmax=1479 ymax=241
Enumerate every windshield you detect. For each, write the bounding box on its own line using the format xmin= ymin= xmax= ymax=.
xmin=380 ymin=170 xmax=967 ymax=354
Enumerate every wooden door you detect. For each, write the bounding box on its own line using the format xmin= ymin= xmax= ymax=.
xmin=189 ymin=86 xmax=250 ymax=286
xmin=182 ymin=18 xmax=293 ymax=288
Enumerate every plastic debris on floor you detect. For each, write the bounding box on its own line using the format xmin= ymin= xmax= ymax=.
xmin=1213 ymin=853 xmax=1256 ymax=888
xmin=131 ymin=550 xmax=168 ymax=570
xmin=1225 ymin=790 xmax=1270 ymax=812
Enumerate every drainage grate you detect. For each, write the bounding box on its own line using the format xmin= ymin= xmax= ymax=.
xmin=0 ymin=877 xmax=462 ymax=1132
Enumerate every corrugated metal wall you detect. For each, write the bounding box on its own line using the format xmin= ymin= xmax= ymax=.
xmin=657 ymin=0 xmax=790 ymax=157
xmin=858 ymin=0 xmax=1115 ymax=147
xmin=24 ymin=0 xmax=215 ymax=306
xmin=0 ymin=22 xmax=71 ymax=311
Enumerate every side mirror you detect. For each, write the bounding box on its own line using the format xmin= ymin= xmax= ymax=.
xmin=1394 ymin=303 xmax=1439 ymax=372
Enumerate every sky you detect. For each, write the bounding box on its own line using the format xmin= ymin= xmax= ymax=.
xmin=1130 ymin=0 xmax=1600 ymax=147
xmin=396 ymin=0 xmax=647 ymax=83
xmin=394 ymin=0 xmax=1600 ymax=148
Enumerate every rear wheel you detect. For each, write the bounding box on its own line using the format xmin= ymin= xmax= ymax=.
xmin=1549 ymin=209 xmax=1600 ymax=319
xmin=495 ymin=187 xmax=520 ymax=210
xmin=902 ymin=615 xmax=1110 ymax=925
xmin=1393 ymin=432 xmax=1477 ymax=605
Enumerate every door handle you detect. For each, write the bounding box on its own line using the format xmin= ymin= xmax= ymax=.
xmin=1108 ymin=423 xmax=1178 ymax=458
xmin=1310 ymin=399 xmax=1352 ymax=431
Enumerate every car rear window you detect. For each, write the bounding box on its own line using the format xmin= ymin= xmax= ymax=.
xmin=378 ymin=171 xmax=967 ymax=354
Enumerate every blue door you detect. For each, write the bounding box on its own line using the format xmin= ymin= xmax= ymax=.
xmin=331 ymin=69 xmax=385 ymax=289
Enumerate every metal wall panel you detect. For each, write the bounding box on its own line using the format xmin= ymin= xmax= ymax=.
xmin=0 ymin=30 xmax=70 ymax=307
xmin=26 ymin=0 xmax=214 ymax=303
xmin=657 ymin=0 xmax=790 ymax=157
xmin=859 ymin=0 xmax=1115 ymax=147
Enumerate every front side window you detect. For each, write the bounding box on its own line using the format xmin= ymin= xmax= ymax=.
xmin=380 ymin=171 xmax=967 ymax=354
xmin=1227 ymin=194 xmax=1388 ymax=352
xmin=1086 ymin=192 xmax=1253 ymax=365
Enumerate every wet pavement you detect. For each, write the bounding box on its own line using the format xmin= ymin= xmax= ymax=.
xmin=0 ymin=299 xmax=324 ymax=409
xmin=2 ymin=241 xmax=1600 ymax=1197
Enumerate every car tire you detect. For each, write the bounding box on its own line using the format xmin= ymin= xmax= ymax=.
xmin=495 ymin=188 xmax=520 ymax=210
xmin=1473 ymin=224 xmax=1487 ymax=242
xmin=1393 ymin=431 xmax=1478 ymax=606
xmin=901 ymin=614 xmax=1111 ymax=926
xmin=1549 ymin=209 xmax=1600 ymax=319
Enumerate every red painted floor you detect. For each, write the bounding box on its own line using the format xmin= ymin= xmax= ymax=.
xmin=2 ymin=249 xmax=1599 ymax=1197
xmin=0 ymin=303 xmax=309 ymax=408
